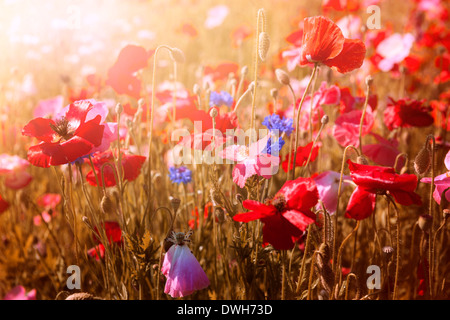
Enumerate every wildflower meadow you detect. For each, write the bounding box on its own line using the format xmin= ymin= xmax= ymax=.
xmin=0 ymin=0 xmax=449 ymax=306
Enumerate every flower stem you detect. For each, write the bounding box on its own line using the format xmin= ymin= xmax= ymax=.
xmin=292 ymin=64 xmax=318 ymax=180
xmin=358 ymin=77 xmax=372 ymax=154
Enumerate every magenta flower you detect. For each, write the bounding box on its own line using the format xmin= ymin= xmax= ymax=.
xmin=422 ymin=150 xmax=450 ymax=204
xmin=362 ymin=133 xmax=404 ymax=168
xmin=33 ymin=95 xmax=64 ymax=118
xmin=220 ymin=134 xmax=280 ymax=188
xmin=161 ymin=231 xmax=210 ymax=298
xmin=0 ymin=154 xmax=32 ymax=189
xmin=3 ymin=286 xmax=36 ymax=300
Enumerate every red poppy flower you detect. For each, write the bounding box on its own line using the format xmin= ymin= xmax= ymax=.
xmin=282 ymin=141 xmax=320 ymax=172
xmin=105 ymin=45 xmax=154 ymax=99
xmin=22 ymin=100 xmax=105 ymax=168
xmin=86 ymin=150 xmax=146 ymax=187
xmin=233 ymin=177 xmax=318 ymax=250
xmin=177 ymin=23 xmax=198 ymax=38
xmin=231 ymin=24 xmax=252 ymax=47
xmin=88 ymin=221 xmax=123 ymax=260
xmin=300 ymin=16 xmax=365 ymax=73
xmin=383 ymin=97 xmax=434 ymax=131
xmin=345 ymin=160 xmax=422 ymax=220
xmin=203 ymin=62 xmax=239 ymax=82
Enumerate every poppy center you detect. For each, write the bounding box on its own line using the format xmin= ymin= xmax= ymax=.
xmin=49 ymin=117 xmax=74 ymax=141
xmin=265 ymin=194 xmax=286 ymax=213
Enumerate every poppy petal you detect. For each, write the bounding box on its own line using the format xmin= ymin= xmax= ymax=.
xmin=345 ymin=186 xmax=376 ymax=220
xmin=22 ymin=118 xmax=56 ymax=142
xmin=324 ymin=38 xmax=366 ymax=73
xmin=300 ymin=16 xmax=345 ymax=64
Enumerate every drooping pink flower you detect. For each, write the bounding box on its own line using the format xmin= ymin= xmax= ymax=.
xmin=332 ymin=106 xmax=374 ymax=148
xmin=221 ymin=134 xmax=280 ymax=188
xmin=0 ymin=154 xmax=32 ymax=189
xmin=3 ymin=286 xmax=36 ymax=300
xmin=33 ymin=193 xmax=61 ymax=226
xmin=313 ymin=170 xmax=352 ymax=214
xmin=162 ymin=232 xmax=210 ymax=298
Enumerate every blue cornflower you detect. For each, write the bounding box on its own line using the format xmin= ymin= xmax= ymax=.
xmin=169 ymin=166 xmax=192 ymax=184
xmin=263 ymin=136 xmax=285 ymax=156
xmin=209 ymin=91 xmax=234 ymax=108
xmin=262 ymin=114 xmax=294 ymax=137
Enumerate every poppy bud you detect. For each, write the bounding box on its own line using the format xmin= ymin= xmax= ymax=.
xmin=101 ymin=195 xmax=114 ymax=214
xmin=241 ymin=66 xmax=248 ymax=76
xmin=193 ymin=83 xmax=201 ymax=95
xmin=275 ymin=69 xmax=290 ymax=86
xmin=382 ymin=246 xmax=394 ymax=261
xmin=418 ymin=214 xmax=433 ymax=233
xmin=209 ymin=108 xmax=218 ymax=119
xmin=65 ymin=292 xmax=98 ymax=300
xmin=414 ymin=144 xmax=431 ymax=176
xmin=357 ymin=155 xmax=369 ymax=165
xmin=365 ymin=75 xmax=373 ymax=87
xmin=115 ymin=103 xmax=123 ymax=115
xmin=270 ymin=88 xmax=278 ymax=100
xmin=258 ymin=32 xmax=270 ymax=61
xmin=321 ymin=115 xmax=329 ymax=125
xmin=170 ymin=47 xmax=185 ymax=64
xmin=170 ymin=197 xmax=181 ymax=213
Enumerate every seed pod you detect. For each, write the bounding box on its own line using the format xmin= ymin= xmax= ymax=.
xmin=169 ymin=47 xmax=185 ymax=64
xmin=258 ymin=32 xmax=270 ymax=61
xmin=275 ymin=69 xmax=290 ymax=86
xmin=418 ymin=214 xmax=433 ymax=233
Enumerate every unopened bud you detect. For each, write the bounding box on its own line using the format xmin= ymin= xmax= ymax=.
xmin=357 ymin=155 xmax=369 ymax=165
xmin=241 ymin=66 xmax=248 ymax=76
xmin=101 ymin=195 xmax=114 ymax=214
xmin=258 ymin=32 xmax=270 ymax=61
xmin=170 ymin=197 xmax=181 ymax=213
xmin=321 ymin=115 xmax=329 ymax=125
xmin=170 ymin=47 xmax=185 ymax=64
xmin=414 ymin=144 xmax=431 ymax=176
xmin=275 ymin=69 xmax=290 ymax=86
xmin=209 ymin=107 xmax=218 ymax=118
xmin=418 ymin=214 xmax=433 ymax=233
xmin=365 ymin=75 xmax=373 ymax=87
xmin=443 ymin=209 xmax=450 ymax=221
xmin=270 ymin=88 xmax=278 ymax=100
xmin=215 ymin=207 xmax=225 ymax=224
xmin=115 ymin=103 xmax=123 ymax=115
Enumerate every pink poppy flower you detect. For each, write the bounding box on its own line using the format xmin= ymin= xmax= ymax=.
xmin=332 ymin=106 xmax=374 ymax=148
xmin=33 ymin=193 xmax=61 ymax=225
xmin=422 ymin=150 xmax=450 ymax=204
xmin=220 ymin=134 xmax=280 ymax=188
xmin=162 ymin=231 xmax=210 ymax=298
xmin=375 ymin=33 xmax=415 ymax=72
xmin=204 ymin=5 xmax=229 ymax=29
xmin=313 ymin=170 xmax=352 ymax=214
xmin=33 ymin=211 xmax=52 ymax=226
xmin=3 ymin=286 xmax=36 ymax=300
xmin=0 ymin=154 xmax=32 ymax=189
xmin=33 ymin=96 xmax=64 ymax=118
